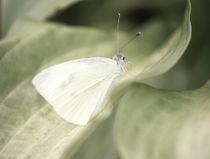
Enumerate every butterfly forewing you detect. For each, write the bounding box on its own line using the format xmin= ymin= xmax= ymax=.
xmin=32 ymin=57 xmax=120 ymax=125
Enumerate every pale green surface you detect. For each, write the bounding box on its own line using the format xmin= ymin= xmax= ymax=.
xmin=1 ymin=0 xmax=80 ymax=36
xmin=0 ymin=0 xmax=192 ymax=158
xmin=69 ymin=110 xmax=121 ymax=159
xmin=115 ymin=81 xmax=210 ymax=159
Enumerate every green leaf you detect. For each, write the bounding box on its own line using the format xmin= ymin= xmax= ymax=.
xmin=1 ymin=0 xmax=81 ymax=36
xmin=114 ymin=81 xmax=210 ymax=159
xmin=68 ymin=111 xmax=121 ymax=159
xmin=0 ymin=19 xmax=165 ymax=158
xmin=0 ymin=18 xmax=174 ymax=102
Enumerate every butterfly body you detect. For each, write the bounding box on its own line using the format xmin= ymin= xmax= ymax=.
xmin=32 ymin=52 xmax=126 ymax=125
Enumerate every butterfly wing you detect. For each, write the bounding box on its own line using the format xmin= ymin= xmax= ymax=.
xmin=32 ymin=57 xmax=120 ymax=125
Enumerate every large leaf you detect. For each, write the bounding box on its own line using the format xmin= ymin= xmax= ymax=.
xmin=1 ymin=0 xmax=81 ymax=36
xmin=114 ymin=81 xmax=210 ymax=159
xmin=0 ymin=19 xmax=174 ymax=102
xmin=0 ymin=19 xmax=167 ymax=159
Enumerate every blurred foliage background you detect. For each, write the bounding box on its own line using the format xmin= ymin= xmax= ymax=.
xmin=0 ymin=0 xmax=210 ymax=159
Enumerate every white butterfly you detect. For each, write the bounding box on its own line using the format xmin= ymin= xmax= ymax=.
xmin=32 ymin=52 xmax=126 ymax=125
xmin=32 ymin=12 xmax=141 ymax=126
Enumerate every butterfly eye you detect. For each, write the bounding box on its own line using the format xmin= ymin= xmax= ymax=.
xmin=122 ymin=56 xmax=125 ymax=60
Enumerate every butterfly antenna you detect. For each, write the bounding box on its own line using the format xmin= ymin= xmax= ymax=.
xmin=117 ymin=13 xmax=121 ymax=52
xmin=119 ymin=32 xmax=141 ymax=52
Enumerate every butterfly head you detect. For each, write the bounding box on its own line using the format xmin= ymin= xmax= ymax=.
xmin=113 ymin=52 xmax=126 ymax=73
xmin=116 ymin=52 xmax=125 ymax=60
xmin=113 ymin=52 xmax=125 ymax=61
